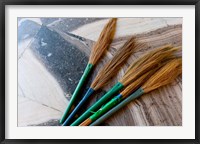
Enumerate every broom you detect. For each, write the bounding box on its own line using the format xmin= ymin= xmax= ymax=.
xmin=80 ymin=58 xmax=182 ymax=126
xmin=70 ymin=45 xmax=180 ymax=126
xmin=62 ymin=37 xmax=142 ymax=126
xmin=60 ymin=18 xmax=117 ymax=124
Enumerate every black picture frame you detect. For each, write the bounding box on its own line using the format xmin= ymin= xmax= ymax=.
xmin=0 ymin=0 xmax=199 ymax=143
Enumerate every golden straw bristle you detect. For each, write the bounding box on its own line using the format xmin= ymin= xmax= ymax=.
xmin=119 ymin=45 xmax=180 ymax=86
xmin=89 ymin=18 xmax=117 ymax=65
xmin=91 ymin=37 xmax=144 ymax=90
xmin=142 ymin=58 xmax=182 ymax=93
xmin=124 ymin=45 xmax=180 ymax=74
xmin=120 ymin=68 xmax=157 ymax=98
xmin=79 ymin=118 xmax=92 ymax=126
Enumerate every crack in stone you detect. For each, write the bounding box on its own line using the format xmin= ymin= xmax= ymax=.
xmin=18 ymin=84 xmax=62 ymax=113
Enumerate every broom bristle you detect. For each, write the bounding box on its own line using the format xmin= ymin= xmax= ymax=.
xmin=120 ymin=67 xmax=158 ymax=98
xmin=119 ymin=45 xmax=180 ymax=86
xmin=142 ymin=58 xmax=182 ymax=93
xmin=123 ymin=45 xmax=177 ymax=74
xmin=91 ymin=37 xmax=144 ymax=90
xmin=89 ymin=18 xmax=117 ymax=65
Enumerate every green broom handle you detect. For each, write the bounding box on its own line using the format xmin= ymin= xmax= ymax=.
xmin=60 ymin=63 xmax=93 ymax=124
xmin=90 ymin=88 xmax=144 ymax=126
xmin=70 ymin=82 xmax=124 ymax=126
xmin=89 ymin=94 xmax=123 ymax=123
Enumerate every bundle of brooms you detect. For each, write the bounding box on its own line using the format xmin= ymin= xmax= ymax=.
xmin=70 ymin=45 xmax=181 ymax=126
xmin=80 ymin=58 xmax=182 ymax=126
xmin=60 ymin=18 xmax=182 ymax=126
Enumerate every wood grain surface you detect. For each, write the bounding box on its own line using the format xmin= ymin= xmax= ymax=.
xmin=18 ymin=18 xmax=182 ymax=126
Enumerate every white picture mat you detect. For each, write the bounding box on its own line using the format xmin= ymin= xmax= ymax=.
xmin=5 ymin=5 xmax=195 ymax=139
